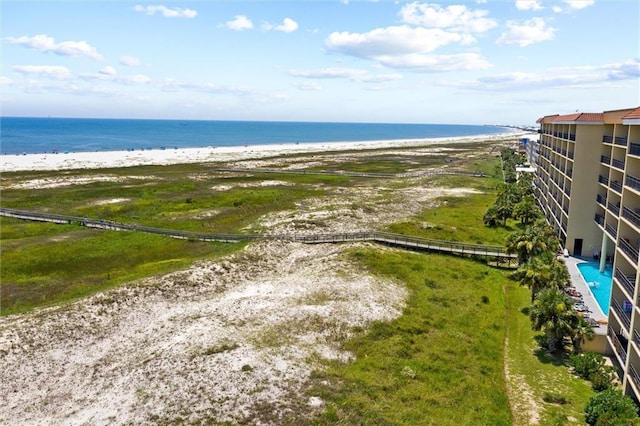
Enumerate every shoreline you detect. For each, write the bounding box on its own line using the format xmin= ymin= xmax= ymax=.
xmin=1 ymin=132 xmax=533 ymax=172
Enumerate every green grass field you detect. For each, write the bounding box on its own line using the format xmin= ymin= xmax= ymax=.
xmin=0 ymin=144 xmax=597 ymax=424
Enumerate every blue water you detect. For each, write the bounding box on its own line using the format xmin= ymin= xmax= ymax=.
xmin=0 ymin=117 xmax=512 ymax=155
xmin=577 ymin=262 xmax=613 ymax=315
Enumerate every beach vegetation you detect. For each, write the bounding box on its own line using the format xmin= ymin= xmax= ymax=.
xmin=584 ymin=389 xmax=639 ymax=426
xmin=310 ymin=249 xmax=513 ymax=425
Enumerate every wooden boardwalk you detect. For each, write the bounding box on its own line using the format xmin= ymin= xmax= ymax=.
xmin=210 ymin=167 xmax=486 ymax=179
xmin=0 ymin=208 xmax=516 ymax=267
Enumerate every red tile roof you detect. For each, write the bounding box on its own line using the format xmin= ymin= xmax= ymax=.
xmin=551 ymin=112 xmax=603 ymax=123
xmin=622 ymin=107 xmax=640 ymax=120
xmin=575 ymin=113 xmax=604 ymax=122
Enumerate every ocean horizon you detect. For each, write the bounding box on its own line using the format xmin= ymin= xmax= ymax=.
xmin=0 ymin=117 xmax=514 ymax=155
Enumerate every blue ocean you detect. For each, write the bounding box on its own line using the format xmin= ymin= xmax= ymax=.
xmin=0 ymin=117 xmax=511 ymax=155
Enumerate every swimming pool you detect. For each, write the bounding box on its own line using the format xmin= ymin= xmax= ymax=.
xmin=577 ymin=262 xmax=613 ymax=315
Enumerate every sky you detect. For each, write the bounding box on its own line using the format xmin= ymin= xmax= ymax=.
xmin=1 ymin=0 xmax=639 ymax=125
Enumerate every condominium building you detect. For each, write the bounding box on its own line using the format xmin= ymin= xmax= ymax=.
xmin=534 ymin=106 xmax=640 ymax=402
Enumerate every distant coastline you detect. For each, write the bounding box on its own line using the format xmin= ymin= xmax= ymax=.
xmin=0 ymin=131 xmax=535 ymax=173
xmin=0 ymin=117 xmax=517 ymax=156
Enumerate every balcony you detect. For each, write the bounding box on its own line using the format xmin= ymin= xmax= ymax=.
xmin=609 ymin=327 xmax=628 ymax=363
xmin=619 ymin=238 xmax=640 ymax=264
xmin=635 ymin=330 xmax=640 ymax=348
xmin=595 ymin=213 xmax=605 ymax=226
xmin=569 ymin=134 xmax=576 ymax=141
xmin=599 ymin=175 xmax=610 ymax=186
xmin=612 ymin=299 xmax=632 ymax=330
xmin=596 ymin=194 xmax=607 ymax=207
xmin=568 ymin=151 xmax=575 ymax=159
xmin=606 ymin=223 xmax=618 ymax=239
xmin=631 ymin=364 xmax=640 ymax=393
xmin=615 ymin=136 xmax=628 ymax=146
xmin=611 ymin=180 xmax=623 ymax=193
xmin=601 ymin=155 xmax=612 ymax=165
xmin=612 ymin=158 xmax=626 ymax=170
xmin=603 ymin=135 xmax=615 ymax=143
xmin=615 ymin=267 xmax=636 ymax=298
xmin=608 ymin=202 xmax=621 ymax=216
xmin=627 ymin=175 xmax=640 ymax=192
xmin=622 ymin=206 xmax=640 ymax=229
xmin=630 ymin=143 xmax=640 ymax=157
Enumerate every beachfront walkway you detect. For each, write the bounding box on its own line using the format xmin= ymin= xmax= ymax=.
xmin=562 ymin=256 xmax=609 ymax=335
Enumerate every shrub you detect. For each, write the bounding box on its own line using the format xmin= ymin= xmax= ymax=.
xmin=584 ymin=388 xmax=638 ymax=426
xmin=570 ymin=351 xmax=605 ymax=380
xmin=590 ymin=366 xmax=617 ymax=392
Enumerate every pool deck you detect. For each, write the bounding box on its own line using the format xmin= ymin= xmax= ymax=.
xmin=562 ymin=255 xmax=608 ymax=335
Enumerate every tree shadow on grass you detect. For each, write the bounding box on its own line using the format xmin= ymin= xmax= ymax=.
xmin=533 ymin=336 xmax=568 ymax=367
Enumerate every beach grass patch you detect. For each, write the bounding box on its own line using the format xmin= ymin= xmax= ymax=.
xmin=310 ymin=249 xmax=512 ymax=425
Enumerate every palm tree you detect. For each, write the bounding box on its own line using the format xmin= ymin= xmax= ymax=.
xmin=549 ymin=257 xmax=571 ymax=289
xmin=570 ymin=315 xmax=595 ymax=354
xmin=529 ymin=287 xmax=580 ymax=353
xmin=483 ymin=206 xmax=500 ymax=228
xmin=505 ymin=226 xmax=549 ymax=265
xmin=515 ymin=256 xmax=552 ymax=302
xmin=513 ymin=195 xmax=540 ymax=225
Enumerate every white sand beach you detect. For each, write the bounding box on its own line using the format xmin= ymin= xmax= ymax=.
xmin=0 ymin=132 xmax=533 ymax=172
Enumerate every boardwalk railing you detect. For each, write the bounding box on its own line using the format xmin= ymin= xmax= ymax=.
xmin=0 ymin=208 xmax=516 ymax=266
xmin=211 ymin=167 xmax=486 ymax=179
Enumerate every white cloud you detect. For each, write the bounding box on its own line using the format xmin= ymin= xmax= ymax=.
xmin=515 ymin=0 xmax=543 ymax=10
xmin=327 ymin=26 xmax=473 ymax=57
xmin=375 ymin=52 xmax=491 ymax=71
xmin=496 ymin=18 xmax=556 ymax=47
xmin=99 ymin=66 xmax=117 ymax=76
xmin=1 ymin=76 xmax=14 ymax=86
xmin=295 ymin=81 xmax=322 ymax=91
xmin=5 ymin=34 xmax=103 ymax=60
xmin=264 ymin=18 xmax=299 ymax=33
xmin=444 ymin=59 xmax=640 ymax=91
xmin=134 ymin=5 xmax=197 ymax=18
xmin=552 ymin=6 xmax=564 ymax=12
xmin=289 ymin=67 xmax=368 ymax=79
xmin=563 ymin=0 xmax=595 ymax=9
xmin=13 ymin=65 xmax=72 ymax=80
xmin=226 ymin=15 xmax=253 ymax=31
xmin=288 ymin=68 xmax=404 ymax=82
xmin=120 ymin=56 xmax=141 ymax=67
xmin=325 ymin=26 xmax=489 ymax=71
xmin=399 ymin=2 xmax=497 ymax=33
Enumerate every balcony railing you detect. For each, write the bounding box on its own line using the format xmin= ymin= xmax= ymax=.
xmin=612 ymin=299 xmax=632 ymax=330
xmin=596 ymin=194 xmax=607 ymax=207
xmin=611 ymin=180 xmax=623 ymax=193
xmin=595 ymin=213 xmax=605 ymax=226
xmin=612 ymin=158 xmax=626 ymax=170
xmin=603 ymin=135 xmax=615 ymax=143
xmin=606 ymin=223 xmax=618 ymax=239
xmin=615 ymin=267 xmax=636 ymax=298
xmin=599 ymin=175 xmax=610 ymax=186
xmin=622 ymin=206 xmax=640 ymax=229
xmin=601 ymin=155 xmax=612 ymax=165
xmin=634 ymin=330 xmax=640 ymax=348
xmin=569 ymin=134 xmax=576 ymax=141
xmin=627 ymin=175 xmax=640 ymax=192
xmin=609 ymin=327 xmax=628 ymax=363
xmin=615 ymin=136 xmax=628 ymax=146
xmin=608 ymin=202 xmax=621 ymax=216
xmin=619 ymin=238 xmax=640 ymax=264
xmin=630 ymin=143 xmax=640 ymax=157
xmin=630 ymin=364 xmax=640 ymax=392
